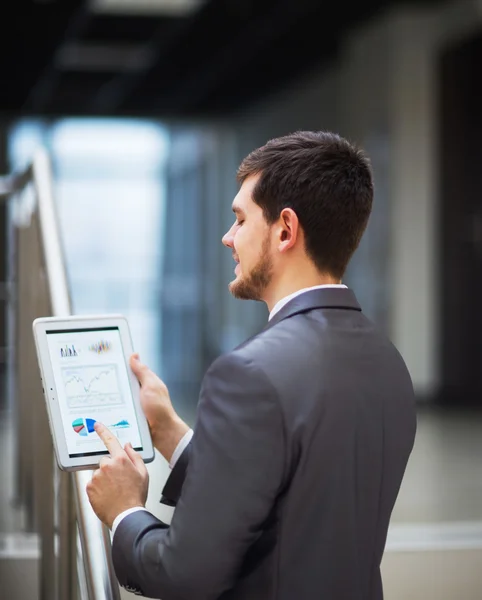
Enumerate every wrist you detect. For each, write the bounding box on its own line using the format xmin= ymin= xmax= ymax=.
xmin=108 ymin=503 xmax=145 ymax=530
xmin=152 ymin=416 xmax=190 ymax=463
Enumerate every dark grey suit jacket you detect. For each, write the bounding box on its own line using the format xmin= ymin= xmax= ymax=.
xmin=112 ymin=288 xmax=416 ymax=599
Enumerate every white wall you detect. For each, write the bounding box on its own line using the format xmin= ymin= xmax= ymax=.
xmin=220 ymin=0 xmax=482 ymax=397
xmin=166 ymin=0 xmax=482 ymax=397
xmin=388 ymin=0 xmax=482 ymax=397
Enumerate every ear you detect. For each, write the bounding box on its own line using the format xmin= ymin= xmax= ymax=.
xmin=277 ymin=208 xmax=300 ymax=253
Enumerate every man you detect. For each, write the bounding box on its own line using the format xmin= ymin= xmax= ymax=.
xmin=87 ymin=131 xmax=416 ymax=600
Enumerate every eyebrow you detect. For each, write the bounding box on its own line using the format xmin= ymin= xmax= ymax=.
xmin=232 ymin=205 xmax=245 ymax=216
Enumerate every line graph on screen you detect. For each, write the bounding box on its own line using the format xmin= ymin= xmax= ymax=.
xmin=61 ymin=364 xmax=123 ymax=408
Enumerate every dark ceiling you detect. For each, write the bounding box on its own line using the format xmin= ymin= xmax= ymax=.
xmin=4 ymin=0 xmax=443 ymax=119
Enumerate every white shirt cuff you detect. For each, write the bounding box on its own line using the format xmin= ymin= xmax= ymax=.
xmin=169 ymin=428 xmax=194 ymax=469
xmin=112 ymin=507 xmax=148 ymax=537
xmin=111 ymin=430 xmax=193 ymax=535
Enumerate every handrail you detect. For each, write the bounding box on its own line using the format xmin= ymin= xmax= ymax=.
xmin=4 ymin=148 xmax=121 ymax=600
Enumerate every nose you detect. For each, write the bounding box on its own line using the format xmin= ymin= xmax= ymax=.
xmin=222 ymin=224 xmax=235 ymax=249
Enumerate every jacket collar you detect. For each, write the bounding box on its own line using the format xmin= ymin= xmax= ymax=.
xmin=264 ymin=287 xmax=361 ymax=331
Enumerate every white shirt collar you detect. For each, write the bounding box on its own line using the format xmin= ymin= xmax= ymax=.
xmin=268 ymin=284 xmax=348 ymax=321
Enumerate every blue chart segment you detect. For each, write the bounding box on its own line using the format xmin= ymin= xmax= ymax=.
xmin=62 ymin=364 xmax=123 ymax=408
xmin=72 ymin=417 xmax=97 ymax=436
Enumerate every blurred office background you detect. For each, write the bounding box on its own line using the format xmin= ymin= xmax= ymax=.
xmin=2 ymin=0 xmax=482 ymax=598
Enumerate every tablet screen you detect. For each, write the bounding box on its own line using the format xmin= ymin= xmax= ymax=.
xmin=46 ymin=326 xmax=143 ymax=458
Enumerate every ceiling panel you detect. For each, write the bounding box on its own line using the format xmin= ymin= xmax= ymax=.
xmin=90 ymin=0 xmax=206 ymax=17
xmin=82 ymin=14 xmax=166 ymax=42
xmin=1 ymin=0 xmax=446 ymax=118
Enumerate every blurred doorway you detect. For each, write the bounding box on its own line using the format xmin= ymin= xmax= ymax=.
xmin=439 ymin=32 xmax=482 ymax=406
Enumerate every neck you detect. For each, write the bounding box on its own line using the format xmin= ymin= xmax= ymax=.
xmin=263 ymin=266 xmax=341 ymax=313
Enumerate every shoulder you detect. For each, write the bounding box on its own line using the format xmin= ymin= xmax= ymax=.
xmin=203 ymin=345 xmax=276 ymax=393
xmin=206 ymin=320 xmax=297 ymax=376
xmin=232 ymin=316 xmax=314 ymax=373
xmin=198 ymin=344 xmax=284 ymax=433
xmin=200 ymin=324 xmax=299 ymax=407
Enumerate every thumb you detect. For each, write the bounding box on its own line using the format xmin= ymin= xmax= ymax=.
xmin=125 ymin=442 xmax=147 ymax=475
xmin=129 ymin=354 xmax=149 ymax=384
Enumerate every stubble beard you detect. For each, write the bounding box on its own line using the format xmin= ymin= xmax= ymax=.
xmin=229 ymin=235 xmax=273 ymax=301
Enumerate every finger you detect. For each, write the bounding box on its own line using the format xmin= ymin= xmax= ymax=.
xmin=86 ymin=481 xmax=95 ymax=503
xmin=125 ymin=442 xmax=147 ymax=474
xmin=129 ymin=354 xmax=150 ymax=385
xmin=94 ymin=422 xmax=124 ymax=458
xmin=99 ymin=456 xmax=112 ymax=469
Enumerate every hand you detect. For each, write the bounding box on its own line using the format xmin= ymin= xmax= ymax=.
xmin=129 ymin=354 xmax=190 ymax=462
xmin=86 ymin=422 xmax=149 ymax=529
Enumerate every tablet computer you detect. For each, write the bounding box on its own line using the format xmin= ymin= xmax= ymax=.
xmin=32 ymin=314 xmax=155 ymax=471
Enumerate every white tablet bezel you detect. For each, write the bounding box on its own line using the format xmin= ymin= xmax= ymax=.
xmin=32 ymin=314 xmax=155 ymax=471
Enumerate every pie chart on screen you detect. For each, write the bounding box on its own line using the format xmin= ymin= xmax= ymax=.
xmin=72 ymin=418 xmax=97 ymax=437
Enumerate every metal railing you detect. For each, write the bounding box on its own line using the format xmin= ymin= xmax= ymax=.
xmin=1 ymin=148 xmax=121 ymax=600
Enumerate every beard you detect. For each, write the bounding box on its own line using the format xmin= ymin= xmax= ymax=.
xmin=229 ymin=234 xmax=273 ymax=301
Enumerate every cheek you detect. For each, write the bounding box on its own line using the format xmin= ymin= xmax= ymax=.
xmin=233 ymin=227 xmax=246 ymax=252
xmin=236 ymin=227 xmax=262 ymax=262
xmin=235 ymin=230 xmax=253 ymax=261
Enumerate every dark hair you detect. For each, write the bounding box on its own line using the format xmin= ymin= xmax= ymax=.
xmin=237 ymin=131 xmax=374 ymax=279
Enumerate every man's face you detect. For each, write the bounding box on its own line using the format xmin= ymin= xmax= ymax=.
xmin=222 ymin=175 xmax=274 ymax=301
